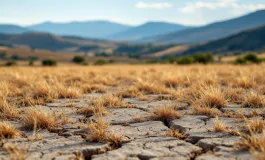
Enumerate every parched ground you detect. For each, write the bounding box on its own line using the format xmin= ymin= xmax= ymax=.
xmin=1 ymin=65 xmax=265 ymax=160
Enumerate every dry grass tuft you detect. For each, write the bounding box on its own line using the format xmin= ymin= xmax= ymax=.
xmin=5 ymin=144 xmax=29 ymax=160
xmin=82 ymin=84 xmax=106 ymax=93
xmin=0 ymin=122 xmax=20 ymax=138
xmin=0 ymin=96 xmax=19 ymax=119
xmin=235 ymin=128 xmax=265 ymax=160
xmin=137 ymin=81 xmax=170 ymax=94
xmin=213 ymin=116 xmax=227 ymax=132
xmin=191 ymin=105 xmax=222 ymax=116
xmin=165 ymin=129 xmax=187 ymax=140
xmin=224 ymin=88 xmax=245 ymax=104
xmin=92 ymin=94 xmax=134 ymax=108
xmin=85 ymin=117 xmax=122 ymax=148
xmin=150 ymin=105 xmax=182 ymax=121
xmin=196 ymin=86 xmax=228 ymax=109
xmin=242 ymin=91 xmax=265 ymax=108
xmin=232 ymin=77 xmax=256 ymax=89
xmin=76 ymin=105 xmax=94 ymax=116
xmin=21 ymin=108 xmax=57 ymax=130
xmin=57 ymin=85 xmax=82 ymax=99
xmin=245 ymin=119 xmax=265 ymax=133
xmin=115 ymin=87 xmax=139 ymax=98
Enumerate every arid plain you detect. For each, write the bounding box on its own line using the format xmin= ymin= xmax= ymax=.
xmin=1 ymin=64 xmax=265 ymax=160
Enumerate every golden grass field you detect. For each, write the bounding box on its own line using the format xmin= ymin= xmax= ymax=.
xmin=1 ymin=64 xmax=265 ymax=159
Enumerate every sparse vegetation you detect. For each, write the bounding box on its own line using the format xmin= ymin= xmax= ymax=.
xmin=42 ymin=58 xmax=57 ymax=66
xmin=150 ymin=105 xmax=182 ymax=121
xmin=0 ymin=122 xmax=20 ymax=138
xmin=72 ymin=56 xmax=85 ymax=64
xmin=0 ymin=64 xmax=264 ymax=159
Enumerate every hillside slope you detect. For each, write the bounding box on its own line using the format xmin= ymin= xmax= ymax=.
xmin=109 ymin=22 xmax=188 ymax=41
xmin=0 ymin=33 xmax=119 ymax=51
xmin=143 ymin=10 xmax=265 ymax=44
xmin=0 ymin=24 xmax=28 ymax=34
xmin=183 ymin=25 xmax=265 ymax=55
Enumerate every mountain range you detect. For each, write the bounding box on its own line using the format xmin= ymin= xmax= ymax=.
xmin=142 ymin=10 xmax=265 ymax=44
xmin=183 ymin=25 xmax=265 ymax=55
xmin=1 ymin=9 xmax=265 ymax=45
xmin=0 ymin=21 xmax=191 ymax=41
xmin=27 ymin=21 xmax=131 ymax=39
xmin=108 ymin=22 xmax=189 ymax=41
xmin=1 ymin=9 xmax=265 ymax=57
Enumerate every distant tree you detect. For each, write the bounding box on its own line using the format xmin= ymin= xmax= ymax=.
xmin=42 ymin=59 xmax=57 ymax=66
xmin=28 ymin=56 xmax=39 ymax=61
xmin=72 ymin=56 xmax=85 ymax=64
xmin=177 ymin=56 xmax=194 ymax=64
xmin=11 ymin=54 xmax=20 ymax=60
xmin=234 ymin=57 xmax=247 ymax=65
xmin=194 ymin=53 xmax=213 ymax=64
xmin=5 ymin=61 xmax=17 ymax=66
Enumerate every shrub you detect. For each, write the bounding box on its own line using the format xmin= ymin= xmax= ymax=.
xmin=177 ymin=56 xmax=194 ymax=64
xmin=42 ymin=59 xmax=57 ymax=66
xmin=72 ymin=56 xmax=85 ymax=64
xmin=94 ymin=60 xmax=108 ymax=66
xmin=5 ymin=61 xmax=17 ymax=66
xmin=244 ymin=53 xmax=261 ymax=64
xmin=194 ymin=53 xmax=213 ymax=64
xmin=234 ymin=57 xmax=247 ymax=64
xmin=234 ymin=53 xmax=261 ymax=64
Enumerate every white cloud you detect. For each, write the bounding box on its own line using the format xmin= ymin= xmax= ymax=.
xmin=180 ymin=0 xmax=265 ymax=14
xmin=136 ymin=2 xmax=172 ymax=9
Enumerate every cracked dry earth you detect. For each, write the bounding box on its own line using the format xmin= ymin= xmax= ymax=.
xmin=0 ymin=92 xmax=256 ymax=160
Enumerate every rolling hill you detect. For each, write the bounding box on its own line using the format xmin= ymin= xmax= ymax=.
xmin=27 ymin=21 xmax=132 ymax=39
xmin=143 ymin=10 xmax=265 ymax=44
xmin=0 ymin=24 xmax=29 ymax=34
xmin=183 ymin=25 xmax=265 ymax=55
xmin=108 ymin=22 xmax=189 ymax=41
xmin=0 ymin=32 xmax=119 ymax=52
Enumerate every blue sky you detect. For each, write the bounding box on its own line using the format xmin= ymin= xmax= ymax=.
xmin=1 ymin=0 xmax=265 ymax=26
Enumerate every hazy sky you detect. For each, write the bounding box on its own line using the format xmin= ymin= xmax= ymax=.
xmin=1 ymin=0 xmax=265 ymax=26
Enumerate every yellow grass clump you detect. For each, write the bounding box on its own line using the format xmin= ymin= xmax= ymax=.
xmin=0 ymin=122 xmax=20 ymax=139
xmin=21 ymin=107 xmax=57 ymax=130
xmin=150 ymin=105 xmax=182 ymax=120
xmin=242 ymin=91 xmax=265 ymax=108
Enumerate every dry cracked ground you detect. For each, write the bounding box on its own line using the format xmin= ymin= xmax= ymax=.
xmin=0 ymin=92 xmax=258 ymax=160
xmin=1 ymin=65 xmax=265 ymax=160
